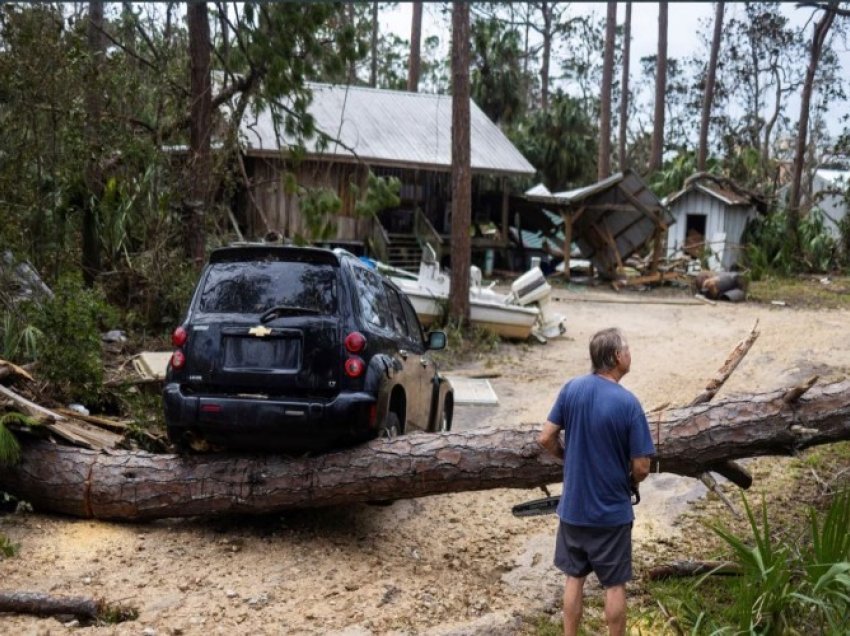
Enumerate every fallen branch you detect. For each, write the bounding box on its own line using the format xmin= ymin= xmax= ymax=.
xmin=689 ymin=320 xmax=760 ymax=407
xmin=647 ymin=560 xmax=741 ymax=581
xmin=689 ymin=321 xmax=761 ymax=493
xmin=0 ymin=384 xmax=64 ymax=422
xmin=2 ymin=381 xmax=850 ymax=521
xmin=0 ymin=591 xmax=137 ymax=623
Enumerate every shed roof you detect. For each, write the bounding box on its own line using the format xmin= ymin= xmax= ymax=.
xmin=665 ymin=180 xmax=751 ymax=207
xmin=239 ymin=83 xmax=535 ymax=177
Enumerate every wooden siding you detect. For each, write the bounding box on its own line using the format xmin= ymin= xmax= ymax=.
xmin=243 ymin=159 xmax=373 ymax=242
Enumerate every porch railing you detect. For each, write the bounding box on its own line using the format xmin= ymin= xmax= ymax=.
xmin=414 ymin=208 xmax=443 ymax=263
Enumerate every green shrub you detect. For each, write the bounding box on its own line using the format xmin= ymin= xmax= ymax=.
xmin=27 ymin=274 xmax=117 ymax=404
xmin=0 ymin=310 xmax=41 ymax=363
xmin=657 ymin=492 xmax=850 ymax=634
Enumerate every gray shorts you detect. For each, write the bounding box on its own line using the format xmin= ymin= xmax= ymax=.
xmin=554 ymin=521 xmax=632 ymax=587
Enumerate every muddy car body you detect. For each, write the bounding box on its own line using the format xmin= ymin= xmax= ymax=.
xmin=163 ymin=245 xmax=452 ymax=453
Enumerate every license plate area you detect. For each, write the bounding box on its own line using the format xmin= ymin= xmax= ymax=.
xmin=222 ymin=335 xmax=302 ymax=371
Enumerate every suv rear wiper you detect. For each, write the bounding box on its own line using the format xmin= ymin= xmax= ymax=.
xmin=259 ymin=305 xmax=320 ymax=323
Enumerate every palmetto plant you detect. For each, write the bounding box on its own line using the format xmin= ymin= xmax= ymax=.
xmin=710 ymin=495 xmax=796 ymax=634
xmin=793 ymin=489 xmax=850 ymax=632
xmin=0 ymin=412 xmax=38 ymax=466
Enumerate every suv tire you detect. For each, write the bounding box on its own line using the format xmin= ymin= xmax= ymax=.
xmin=381 ymin=411 xmax=401 ymax=440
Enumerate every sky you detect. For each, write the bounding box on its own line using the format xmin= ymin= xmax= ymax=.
xmin=379 ymin=2 xmax=849 ymax=138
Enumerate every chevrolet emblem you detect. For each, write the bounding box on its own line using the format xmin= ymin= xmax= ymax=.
xmin=249 ymin=325 xmax=272 ymax=337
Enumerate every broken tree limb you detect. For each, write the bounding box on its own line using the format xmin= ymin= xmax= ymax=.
xmin=0 ymin=591 xmax=137 ymax=622
xmin=0 ymin=384 xmax=65 ymax=421
xmin=1 ymin=380 xmax=850 ymax=521
xmin=689 ymin=319 xmax=760 ymax=407
xmin=647 ymin=561 xmax=741 ymax=581
xmin=689 ymin=321 xmax=761 ymax=491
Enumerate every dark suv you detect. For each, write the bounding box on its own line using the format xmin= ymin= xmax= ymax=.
xmin=163 ymin=244 xmax=453 ymax=453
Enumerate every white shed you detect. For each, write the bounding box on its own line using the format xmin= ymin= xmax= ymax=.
xmin=811 ymin=169 xmax=850 ymax=238
xmin=665 ymin=180 xmax=760 ymax=271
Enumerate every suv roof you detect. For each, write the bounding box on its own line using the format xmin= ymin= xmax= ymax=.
xmin=209 ymin=244 xmax=346 ymax=266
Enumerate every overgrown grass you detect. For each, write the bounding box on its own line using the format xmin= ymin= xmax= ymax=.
xmin=748 ymin=275 xmax=850 ymax=310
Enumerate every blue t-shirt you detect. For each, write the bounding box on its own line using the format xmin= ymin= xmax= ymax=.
xmin=547 ymin=374 xmax=655 ymax=527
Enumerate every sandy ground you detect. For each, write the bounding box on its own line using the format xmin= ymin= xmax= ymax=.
xmin=2 ymin=286 xmax=849 ymax=635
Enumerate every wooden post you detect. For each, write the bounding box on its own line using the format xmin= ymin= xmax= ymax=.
xmin=500 ymin=177 xmax=509 ymax=244
xmin=561 ymin=210 xmax=572 ymax=282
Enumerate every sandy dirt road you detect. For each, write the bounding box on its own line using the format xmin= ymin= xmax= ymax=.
xmin=2 ymin=287 xmax=849 ymax=635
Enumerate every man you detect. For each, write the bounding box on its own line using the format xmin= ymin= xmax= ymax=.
xmin=538 ymin=327 xmax=655 ymax=636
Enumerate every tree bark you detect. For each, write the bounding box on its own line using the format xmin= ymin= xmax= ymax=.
xmin=449 ymin=2 xmax=471 ymax=326
xmin=697 ymin=1 xmax=724 ymax=172
xmin=618 ymin=1 xmax=632 ymax=172
xmin=2 ymin=381 xmax=850 ymax=521
xmin=540 ymin=2 xmax=552 ymax=111
xmin=0 ymin=592 xmax=136 ymax=622
xmin=788 ymin=4 xmax=837 ymax=254
xmin=186 ymin=2 xmax=212 ymax=267
xmin=370 ymin=1 xmax=379 ymax=87
xmin=82 ymin=1 xmax=105 ymax=286
xmin=407 ymin=2 xmax=423 ymax=92
xmin=599 ymin=2 xmax=617 ymax=181
xmin=649 ymin=1 xmax=668 ymax=173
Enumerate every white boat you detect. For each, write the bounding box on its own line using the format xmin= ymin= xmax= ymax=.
xmin=383 ymin=246 xmax=566 ymax=341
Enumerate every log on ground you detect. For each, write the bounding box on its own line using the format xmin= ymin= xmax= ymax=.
xmin=1 ymin=380 xmax=849 ymax=521
xmin=0 ymin=591 xmax=137 ymax=622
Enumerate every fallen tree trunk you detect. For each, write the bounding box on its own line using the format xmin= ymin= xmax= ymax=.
xmin=1 ymin=380 xmax=849 ymax=521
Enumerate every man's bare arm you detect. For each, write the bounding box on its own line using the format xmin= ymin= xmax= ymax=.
xmin=630 ymin=456 xmax=650 ymax=483
xmin=538 ymin=421 xmax=564 ymax=462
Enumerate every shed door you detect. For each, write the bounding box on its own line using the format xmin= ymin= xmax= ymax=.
xmin=684 ymin=214 xmax=707 ymax=258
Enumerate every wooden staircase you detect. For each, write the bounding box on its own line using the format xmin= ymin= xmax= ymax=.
xmin=385 ymin=233 xmax=423 ymax=272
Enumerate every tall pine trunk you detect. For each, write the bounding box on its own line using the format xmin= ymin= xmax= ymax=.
xmin=788 ymin=4 xmax=837 ymax=256
xmin=408 ymin=2 xmax=423 ymax=92
xmin=82 ymin=1 xmax=105 ymax=285
xmin=540 ymin=2 xmax=552 ymax=111
xmin=598 ymin=1 xmax=617 ymax=180
xmin=186 ymin=2 xmax=212 ymax=266
xmin=449 ymin=2 xmax=471 ymax=326
xmin=697 ymin=1 xmax=724 ymax=172
xmin=370 ymin=2 xmax=379 ymax=87
xmin=649 ymin=2 xmax=668 ymax=173
xmin=618 ymin=2 xmax=632 ymax=172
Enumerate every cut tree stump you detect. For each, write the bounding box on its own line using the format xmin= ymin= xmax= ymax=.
xmin=0 ymin=380 xmax=848 ymax=521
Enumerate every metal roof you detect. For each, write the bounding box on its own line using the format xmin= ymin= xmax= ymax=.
xmin=815 ymin=169 xmax=850 ymax=185
xmin=665 ymin=181 xmax=751 ymax=207
xmin=239 ymin=83 xmax=535 ymax=177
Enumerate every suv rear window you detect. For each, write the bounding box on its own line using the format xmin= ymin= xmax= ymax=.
xmin=196 ymin=261 xmax=338 ymax=314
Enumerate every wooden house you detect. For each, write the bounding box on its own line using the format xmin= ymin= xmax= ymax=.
xmin=237 ymin=83 xmax=535 ymax=268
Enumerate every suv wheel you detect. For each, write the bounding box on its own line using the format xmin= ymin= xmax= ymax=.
xmin=438 ymin=408 xmax=451 ymax=432
xmin=381 ymin=412 xmax=401 ymax=439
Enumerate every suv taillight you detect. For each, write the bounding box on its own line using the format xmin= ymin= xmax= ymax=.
xmin=344 ymin=331 xmax=366 ymax=353
xmin=344 ymin=356 xmax=365 ymax=378
xmin=172 ymin=326 xmax=188 ymax=347
xmin=171 ymin=349 xmax=186 ymax=369
xmin=171 ymin=326 xmax=188 ymax=370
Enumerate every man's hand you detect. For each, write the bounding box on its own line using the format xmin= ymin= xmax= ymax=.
xmin=538 ymin=421 xmax=564 ymax=462
xmin=630 ymin=456 xmax=650 ymax=483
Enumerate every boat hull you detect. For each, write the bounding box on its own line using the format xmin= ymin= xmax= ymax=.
xmin=400 ymin=288 xmax=538 ymax=340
